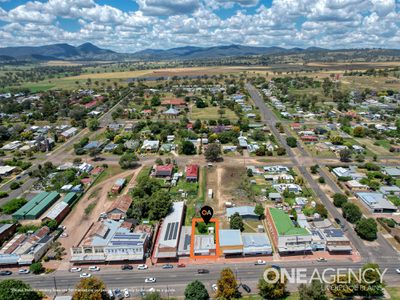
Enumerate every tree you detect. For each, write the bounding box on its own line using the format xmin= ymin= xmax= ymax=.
xmin=184 ymin=280 xmax=209 ymax=300
xmin=143 ymin=292 xmax=163 ymax=300
xmin=0 ymin=279 xmax=41 ymax=300
xmin=339 ymin=148 xmax=352 ymax=162
xmin=148 ymin=190 xmax=173 ymax=221
xmin=315 ymin=203 xmax=328 ymax=218
xmin=204 ymin=143 xmax=221 ymax=162
xmin=10 ymin=181 xmax=21 ymax=190
xmin=0 ymin=197 xmax=27 ymax=214
xmin=342 ymin=202 xmax=362 ymax=223
xmin=216 ymin=268 xmax=240 ymax=299
xmin=356 ymin=218 xmax=378 ymax=241
xmin=310 ymin=164 xmax=319 ymax=174
xmin=318 ymin=177 xmax=325 ymax=184
xmin=119 ymin=153 xmax=139 ymax=169
xmin=258 ymin=267 xmax=288 ymax=299
xmin=181 ymin=141 xmax=196 ymax=155
xmin=254 ymin=204 xmax=264 ymax=219
xmin=73 ymin=277 xmax=109 ymax=300
xmin=87 ymin=118 xmax=100 ymax=131
xmin=29 ymin=262 xmax=43 ymax=274
xmin=286 ymin=136 xmax=297 ymax=148
xmin=333 ymin=193 xmax=348 ymax=207
xmin=353 ymin=126 xmax=366 ymax=137
xmin=230 ymin=212 xmax=244 ymax=231
xmin=298 ymin=280 xmax=327 ymax=300
xmin=276 ymin=147 xmax=286 ymax=156
xmin=247 ymin=168 xmax=253 ymax=177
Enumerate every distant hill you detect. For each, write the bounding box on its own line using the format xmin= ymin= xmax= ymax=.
xmin=0 ymin=42 xmax=115 ymax=61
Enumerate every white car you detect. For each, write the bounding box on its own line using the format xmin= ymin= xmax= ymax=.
xmin=70 ymin=267 xmax=82 ymax=272
xmin=212 ymin=284 xmax=218 ymax=292
xmin=18 ymin=269 xmax=30 ymax=274
xmin=317 ymin=257 xmax=327 ymax=262
xmin=124 ymin=288 xmax=130 ymax=297
xmin=145 ymin=277 xmax=156 ymax=283
xmin=88 ymin=266 xmax=100 ymax=272
xmin=137 ymin=264 xmax=148 ymax=270
xmin=60 ymin=233 xmax=68 ymax=238
xmin=396 ymin=269 xmax=400 ymax=274
xmin=255 ymin=260 xmax=266 ymax=265
xmin=80 ymin=273 xmax=92 ymax=278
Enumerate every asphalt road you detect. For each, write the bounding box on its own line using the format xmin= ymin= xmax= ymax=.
xmin=9 ymin=260 xmax=400 ymax=298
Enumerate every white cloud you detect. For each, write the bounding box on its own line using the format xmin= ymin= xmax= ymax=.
xmin=136 ymin=0 xmax=200 ymax=16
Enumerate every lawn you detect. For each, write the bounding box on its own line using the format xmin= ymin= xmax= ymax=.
xmin=92 ymin=165 xmax=123 ymax=186
xmin=387 ymin=287 xmax=400 ymax=300
xmin=190 ymin=106 xmax=238 ymax=121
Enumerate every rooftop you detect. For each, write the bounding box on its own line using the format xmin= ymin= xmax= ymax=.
xmin=226 ymin=206 xmax=257 ymax=218
xmin=219 ymin=229 xmax=243 ymax=247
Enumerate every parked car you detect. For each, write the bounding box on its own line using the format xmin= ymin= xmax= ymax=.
xmin=88 ymin=266 xmax=100 ymax=272
xmin=80 ymin=273 xmax=92 ymax=278
xmin=121 ymin=265 xmax=133 ymax=270
xmin=137 ymin=264 xmax=148 ymax=270
xmin=114 ymin=288 xmax=123 ymax=299
xmin=396 ymin=269 xmax=400 ymax=274
xmin=334 ymin=218 xmax=341 ymax=224
xmin=107 ymin=289 xmax=114 ymax=298
xmin=255 ymin=260 xmax=266 ymax=265
xmin=177 ymin=263 xmax=186 ymax=268
xmin=317 ymin=257 xmax=327 ymax=262
xmin=0 ymin=270 xmax=12 ymax=276
xmin=60 ymin=233 xmax=68 ymax=238
xmin=70 ymin=267 xmax=82 ymax=272
xmin=145 ymin=277 xmax=156 ymax=283
xmin=242 ymin=284 xmax=251 ymax=293
xmin=18 ymin=269 xmax=30 ymax=274
xmin=197 ymin=269 xmax=209 ymax=274
xmin=212 ymin=284 xmax=218 ymax=292
xmin=162 ymin=264 xmax=173 ymax=269
xmin=124 ymin=288 xmax=130 ymax=298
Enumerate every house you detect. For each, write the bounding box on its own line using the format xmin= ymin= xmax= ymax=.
xmin=265 ymin=208 xmax=312 ymax=254
xmin=332 ymin=167 xmax=365 ymax=180
xmin=383 ymin=167 xmax=400 ymax=178
xmin=269 ymin=193 xmax=282 ymax=202
xmin=380 ymin=185 xmax=400 ymax=196
xmin=238 ymin=136 xmax=248 ymax=148
xmin=345 ymin=180 xmax=369 ymax=191
xmin=111 ymin=178 xmax=126 ymax=194
xmin=291 ymin=123 xmax=301 ymax=130
xmin=242 ymin=233 xmax=272 ymax=256
xmin=71 ymin=219 xmax=148 ymax=263
xmin=124 ymin=140 xmax=140 ymax=151
xmin=185 ymin=164 xmax=199 ymax=182
xmin=161 ymin=99 xmax=187 ymax=108
xmin=41 ymin=202 xmax=70 ymax=223
xmin=355 ymin=192 xmax=397 ymax=213
xmin=177 ymin=226 xmax=192 ymax=256
xmin=352 ymin=145 xmax=364 ymax=153
xmin=83 ymin=140 xmax=104 ymax=151
xmin=226 ymin=206 xmax=258 ymax=220
xmin=103 ymin=143 xmax=117 ymax=152
xmin=154 ymin=164 xmax=174 ymax=178
xmin=389 ymin=146 xmax=400 ymax=153
xmin=264 ymin=165 xmax=289 ymax=173
xmin=106 ymin=195 xmax=133 ymax=220
xmin=61 ymin=127 xmax=78 ymax=139
xmin=0 ymin=166 xmax=16 ymax=177
xmin=1 ymin=141 xmax=22 ymax=151
xmin=218 ymin=229 xmax=243 ymax=256
xmin=301 ymin=135 xmax=318 ymax=143
xmin=194 ymin=234 xmax=216 ymax=256
xmin=264 ymin=174 xmax=294 ymax=183
xmin=320 ymin=229 xmax=352 ymax=253
xmin=0 ymin=226 xmax=54 ymax=265
xmin=155 ymin=201 xmax=185 ymax=259
xmin=273 ymin=184 xmax=302 ymax=194
xmin=141 ymin=140 xmax=159 ymax=152
xmin=163 ymin=107 xmax=180 ymax=118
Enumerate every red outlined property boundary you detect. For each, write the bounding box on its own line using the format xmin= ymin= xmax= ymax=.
xmin=190 ymin=218 xmax=220 ymax=259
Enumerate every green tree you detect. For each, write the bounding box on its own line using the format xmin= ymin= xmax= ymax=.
xmin=258 ymin=267 xmax=288 ymax=299
xmin=254 ymin=204 xmax=264 ymax=219
xmin=230 ymin=212 xmax=244 ymax=231
xmin=298 ymin=280 xmax=327 ymax=300
xmin=353 ymin=126 xmax=366 ymax=137
xmin=355 ymin=218 xmax=378 ymax=241
xmin=119 ymin=153 xmax=139 ymax=169
xmin=216 ymin=268 xmax=240 ymax=299
xmin=333 ymin=193 xmax=348 ymax=207
xmin=0 ymin=279 xmax=41 ymax=300
xmin=72 ymin=277 xmax=109 ymax=300
xmin=29 ymin=262 xmax=43 ymax=274
xmin=181 ymin=141 xmax=196 ymax=155
xmin=0 ymin=198 xmax=27 ymax=214
xmin=87 ymin=118 xmax=100 ymax=131
xmin=143 ymin=292 xmax=163 ymax=300
xmin=148 ymin=190 xmax=172 ymax=221
xmin=339 ymin=148 xmax=352 ymax=162
xmin=286 ymin=136 xmax=297 ymax=148
xmin=342 ymin=202 xmax=362 ymax=223
xmin=204 ymin=143 xmax=221 ymax=162
xmin=184 ymin=280 xmax=209 ymax=300
xmin=315 ymin=203 xmax=328 ymax=218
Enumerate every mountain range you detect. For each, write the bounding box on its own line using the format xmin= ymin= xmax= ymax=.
xmin=0 ymin=42 xmax=399 ymax=61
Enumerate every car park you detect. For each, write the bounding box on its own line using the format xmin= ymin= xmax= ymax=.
xmin=138 ymin=264 xmax=148 ymax=270
xmin=145 ymin=277 xmax=156 ymax=283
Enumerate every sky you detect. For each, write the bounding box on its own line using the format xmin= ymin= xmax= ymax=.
xmin=0 ymin=0 xmax=400 ymax=52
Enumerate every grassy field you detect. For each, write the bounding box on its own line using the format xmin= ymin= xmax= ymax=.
xmin=190 ymin=106 xmax=238 ymax=121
